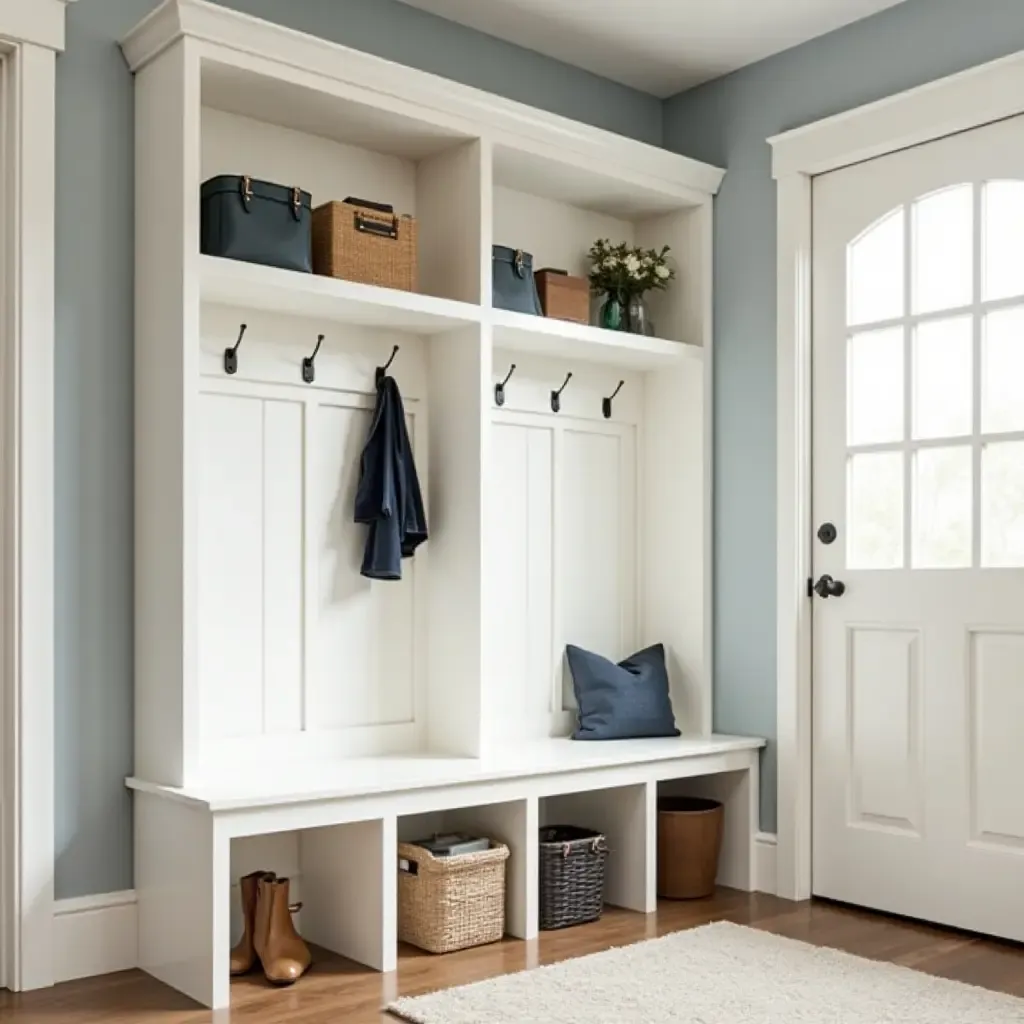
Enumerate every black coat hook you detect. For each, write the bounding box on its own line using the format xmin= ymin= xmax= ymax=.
xmin=551 ymin=371 xmax=573 ymax=414
xmin=602 ymin=380 xmax=625 ymax=419
xmin=375 ymin=345 xmax=399 ymax=386
xmin=224 ymin=323 xmax=247 ymax=375
xmin=495 ymin=364 xmax=516 ymax=407
xmin=302 ymin=334 xmax=324 ymax=384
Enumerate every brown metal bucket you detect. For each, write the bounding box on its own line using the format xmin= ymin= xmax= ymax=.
xmin=656 ymin=796 xmax=724 ymax=899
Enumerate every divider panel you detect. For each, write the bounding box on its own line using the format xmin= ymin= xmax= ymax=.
xmin=299 ymin=816 xmax=398 ymax=972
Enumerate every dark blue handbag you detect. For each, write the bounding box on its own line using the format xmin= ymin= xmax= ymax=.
xmin=492 ymin=245 xmax=543 ymax=315
xmin=201 ymin=174 xmax=312 ymax=273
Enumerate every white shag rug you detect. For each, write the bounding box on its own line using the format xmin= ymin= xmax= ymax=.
xmin=388 ymin=921 xmax=1024 ymax=1024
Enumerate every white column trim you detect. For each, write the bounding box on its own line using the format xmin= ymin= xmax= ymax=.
xmin=770 ymin=46 xmax=1024 ymax=906
xmin=0 ymin=0 xmax=69 ymax=993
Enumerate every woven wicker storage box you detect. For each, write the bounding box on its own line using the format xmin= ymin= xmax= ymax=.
xmin=312 ymin=198 xmax=418 ymax=292
xmin=397 ymin=840 xmax=509 ymax=954
xmin=538 ymin=826 xmax=608 ymax=930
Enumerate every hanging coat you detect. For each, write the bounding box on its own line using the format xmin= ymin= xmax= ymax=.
xmin=353 ymin=374 xmax=427 ymax=580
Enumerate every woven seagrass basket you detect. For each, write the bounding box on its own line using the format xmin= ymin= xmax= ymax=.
xmin=311 ymin=198 xmax=417 ymax=292
xmin=397 ymin=840 xmax=509 ymax=954
xmin=538 ymin=825 xmax=608 ymax=930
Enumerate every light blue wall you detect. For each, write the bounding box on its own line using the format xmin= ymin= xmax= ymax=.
xmin=663 ymin=0 xmax=1024 ymax=831
xmin=54 ymin=0 xmax=662 ymax=900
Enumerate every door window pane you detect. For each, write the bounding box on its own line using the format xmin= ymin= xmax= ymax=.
xmin=912 ymin=185 xmax=973 ymax=315
xmin=982 ymin=441 xmax=1024 ymax=567
xmin=847 ymin=208 xmax=904 ymax=327
xmin=848 ymin=327 xmax=904 ymax=445
xmin=982 ymin=181 xmax=1024 ymax=302
xmin=848 ymin=452 xmax=904 ymax=569
xmin=982 ymin=307 xmax=1024 ymax=434
xmin=913 ymin=317 xmax=972 ymax=439
xmin=913 ymin=446 xmax=972 ymax=568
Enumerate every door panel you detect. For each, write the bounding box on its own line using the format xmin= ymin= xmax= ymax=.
xmin=812 ymin=115 xmax=1024 ymax=941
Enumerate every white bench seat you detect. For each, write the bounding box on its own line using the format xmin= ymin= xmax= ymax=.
xmin=128 ymin=734 xmax=765 ymax=1011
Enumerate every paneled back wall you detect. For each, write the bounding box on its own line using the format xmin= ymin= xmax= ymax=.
xmin=196 ymin=307 xmax=429 ymax=771
xmin=486 ymin=356 xmax=642 ymax=743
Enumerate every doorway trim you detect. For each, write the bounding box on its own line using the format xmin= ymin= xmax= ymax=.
xmin=0 ymin=0 xmax=72 ymax=993
xmin=769 ymin=47 xmax=1024 ymax=903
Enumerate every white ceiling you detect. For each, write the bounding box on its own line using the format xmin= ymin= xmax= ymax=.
xmin=397 ymin=0 xmax=908 ymax=97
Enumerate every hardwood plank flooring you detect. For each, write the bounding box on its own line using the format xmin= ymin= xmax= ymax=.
xmin=3 ymin=891 xmax=1023 ymax=1022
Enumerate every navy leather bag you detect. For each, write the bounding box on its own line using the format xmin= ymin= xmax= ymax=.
xmin=492 ymin=245 xmax=543 ymax=315
xmin=201 ymin=174 xmax=313 ymax=273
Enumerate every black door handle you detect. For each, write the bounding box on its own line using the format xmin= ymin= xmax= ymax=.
xmin=812 ymin=574 xmax=846 ymax=599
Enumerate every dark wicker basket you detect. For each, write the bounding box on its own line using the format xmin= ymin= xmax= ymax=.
xmin=538 ymin=826 xmax=608 ymax=930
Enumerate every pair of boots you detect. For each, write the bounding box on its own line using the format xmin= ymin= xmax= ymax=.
xmin=230 ymin=872 xmax=311 ymax=985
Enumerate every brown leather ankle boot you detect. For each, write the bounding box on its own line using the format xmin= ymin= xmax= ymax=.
xmin=254 ymin=875 xmax=311 ymax=985
xmin=230 ymin=871 xmax=273 ymax=975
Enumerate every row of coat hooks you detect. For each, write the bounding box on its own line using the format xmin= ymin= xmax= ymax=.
xmin=223 ymin=326 xmax=622 ymax=416
xmin=223 ymin=324 xmax=400 ymax=386
xmin=495 ymin=364 xmax=625 ymax=419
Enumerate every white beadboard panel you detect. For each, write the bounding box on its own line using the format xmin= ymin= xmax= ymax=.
xmin=308 ymin=402 xmax=416 ymax=732
xmin=492 ymin=186 xmax=634 ymax=283
xmin=488 ymin=423 xmax=554 ymax=742
xmin=198 ymin=393 xmax=265 ymax=741
xmin=201 ymin=107 xmax=417 ymax=220
xmin=969 ymin=630 xmax=1024 ymax=847
xmin=262 ymin=400 xmax=304 ymax=734
xmin=560 ymin=427 xmax=637 ymax=709
xmin=847 ymin=627 xmax=923 ymax=835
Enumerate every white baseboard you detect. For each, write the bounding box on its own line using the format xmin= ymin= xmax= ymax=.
xmin=753 ymin=832 xmax=777 ymax=895
xmin=53 ymin=890 xmax=138 ymax=983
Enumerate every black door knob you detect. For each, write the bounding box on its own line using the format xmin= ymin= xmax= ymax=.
xmin=813 ymin=574 xmax=846 ymax=599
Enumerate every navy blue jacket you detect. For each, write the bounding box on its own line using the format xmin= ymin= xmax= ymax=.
xmin=353 ymin=375 xmax=427 ymax=580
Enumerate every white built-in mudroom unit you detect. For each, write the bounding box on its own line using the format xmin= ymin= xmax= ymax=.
xmin=120 ymin=0 xmax=764 ymax=1009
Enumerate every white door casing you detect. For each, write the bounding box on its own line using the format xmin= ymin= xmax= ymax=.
xmin=811 ymin=116 xmax=1024 ymax=941
xmin=772 ymin=47 xmax=1024 ymax=904
xmin=0 ymin=0 xmax=72 ymax=993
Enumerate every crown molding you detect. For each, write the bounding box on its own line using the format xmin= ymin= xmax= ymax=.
xmin=119 ymin=0 xmax=724 ymax=200
xmin=0 ymin=0 xmax=75 ymax=53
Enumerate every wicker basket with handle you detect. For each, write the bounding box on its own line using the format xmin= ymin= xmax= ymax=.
xmin=397 ymin=840 xmax=509 ymax=954
xmin=538 ymin=825 xmax=608 ymax=930
xmin=311 ymin=197 xmax=418 ymax=292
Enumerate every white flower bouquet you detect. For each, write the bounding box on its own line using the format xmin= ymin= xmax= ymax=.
xmin=587 ymin=239 xmax=675 ymax=297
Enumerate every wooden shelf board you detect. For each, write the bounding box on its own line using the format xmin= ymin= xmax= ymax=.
xmin=126 ymin=734 xmax=765 ymax=812
xmin=491 ymin=308 xmax=702 ymax=369
xmin=199 ymin=255 xmax=482 ymax=334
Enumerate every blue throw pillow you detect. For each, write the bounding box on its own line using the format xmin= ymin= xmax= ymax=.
xmin=566 ymin=643 xmax=680 ymax=741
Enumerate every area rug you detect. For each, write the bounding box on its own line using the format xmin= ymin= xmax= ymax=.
xmin=388 ymin=921 xmax=1024 ymax=1023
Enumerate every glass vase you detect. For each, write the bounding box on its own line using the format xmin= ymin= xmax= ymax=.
xmin=599 ymin=291 xmax=625 ymax=331
xmin=625 ymin=293 xmax=651 ymax=335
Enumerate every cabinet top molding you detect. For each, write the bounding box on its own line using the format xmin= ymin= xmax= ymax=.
xmin=118 ymin=0 xmax=724 ymax=202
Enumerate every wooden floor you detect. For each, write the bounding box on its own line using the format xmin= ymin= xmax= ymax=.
xmin=4 ymin=890 xmax=1024 ymax=1022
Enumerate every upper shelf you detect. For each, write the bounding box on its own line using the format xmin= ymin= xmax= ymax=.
xmin=200 ymin=256 xmax=702 ymax=369
xmin=200 ymin=254 xmax=482 ymax=335
xmin=492 ymin=309 xmax=701 ymax=370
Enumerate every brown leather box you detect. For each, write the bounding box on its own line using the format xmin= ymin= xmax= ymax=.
xmin=535 ymin=268 xmax=590 ymax=324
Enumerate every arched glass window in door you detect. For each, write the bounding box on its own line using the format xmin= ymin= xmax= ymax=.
xmin=845 ymin=181 xmax=1024 ymax=570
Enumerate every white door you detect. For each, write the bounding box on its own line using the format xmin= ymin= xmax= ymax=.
xmin=812 ymin=115 xmax=1024 ymax=941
